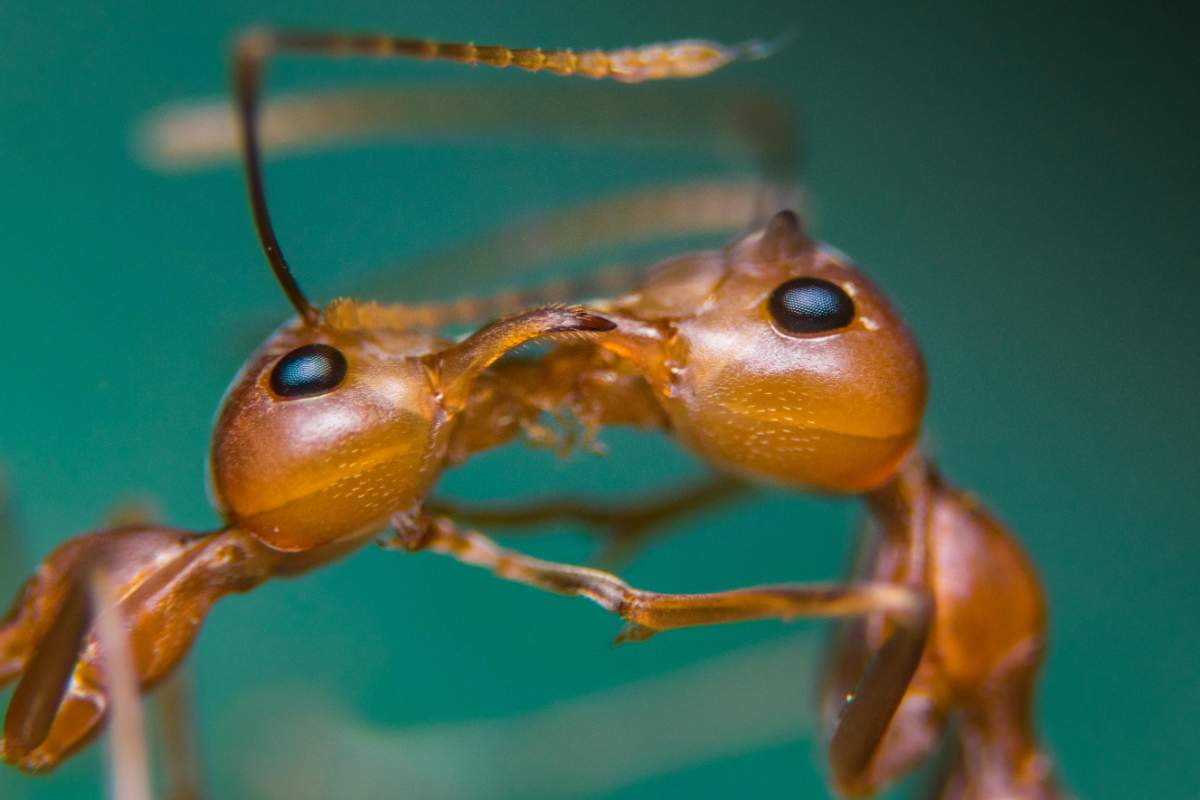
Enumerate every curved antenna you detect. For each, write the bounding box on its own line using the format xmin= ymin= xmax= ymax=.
xmin=233 ymin=33 xmax=319 ymax=325
xmin=229 ymin=27 xmax=770 ymax=327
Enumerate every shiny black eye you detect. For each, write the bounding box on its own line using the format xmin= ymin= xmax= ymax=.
xmin=768 ymin=277 xmax=855 ymax=334
xmin=269 ymin=344 xmax=347 ymax=398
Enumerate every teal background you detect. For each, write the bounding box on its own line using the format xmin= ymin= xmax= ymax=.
xmin=1 ymin=2 xmax=1197 ymax=798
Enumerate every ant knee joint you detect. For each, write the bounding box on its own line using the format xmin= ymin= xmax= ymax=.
xmin=383 ymin=509 xmax=436 ymax=552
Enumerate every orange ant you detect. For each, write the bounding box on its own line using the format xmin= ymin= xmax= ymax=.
xmin=0 ymin=27 xmax=1064 ymax=799
xmin=425 ymin=207 xmax=1067 ymax=798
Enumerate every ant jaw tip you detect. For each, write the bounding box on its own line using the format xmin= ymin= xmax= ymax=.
xmin=576 ymin=313 xmax=617 ymax=332
xmin=545 ymin=308 xmax=616 ymax=334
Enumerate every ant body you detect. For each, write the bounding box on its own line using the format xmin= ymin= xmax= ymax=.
xmin=430 ymin=208 xmax=1064 ymax=798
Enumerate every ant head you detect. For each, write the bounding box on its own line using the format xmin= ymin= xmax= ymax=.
xmin=216 ymin=92 xmax=614 ymax=551
xmin=208 ymin=315 xmax=445 ymax=552
xmin=206 ymin=149 xmax=452 ymax=549
xmin=208 ymin=295 xmax=613 ymax=553
xmin=601 ymin=210 xmax=927 ymax=493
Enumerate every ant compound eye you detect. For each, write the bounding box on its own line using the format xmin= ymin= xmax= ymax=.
xmin=768 ymin=277 xmax=855 ymax=335
xmin=269 ymin=344 xmax=348 ymax=398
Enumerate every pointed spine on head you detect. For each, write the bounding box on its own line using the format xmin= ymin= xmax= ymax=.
xmin=758 ymin=209 xmax=811 ymax=262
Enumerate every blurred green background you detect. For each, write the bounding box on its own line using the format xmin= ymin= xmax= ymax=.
xmin=1 ymin=1 xmax=1196 ymax=798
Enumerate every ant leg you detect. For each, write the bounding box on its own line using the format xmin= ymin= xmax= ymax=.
xmin=951 ymin=639 xmax=1063 ymax=799
xmin=915 ymin=726 xmax=966 ymax=800
xmin=431 ymin=474 xmax=748 ymax=568
xmin=391 ymin=516 xmax=930 ymax=781
xmin=389 ymin=516 xmax=926 ymax=637
xmin=1 ymin=573 xmax=92 ymax=758
xmin=0 ymin=526 xmax=277 ymax=772
xmin=820 ymin=560 xmax=950 ymax=795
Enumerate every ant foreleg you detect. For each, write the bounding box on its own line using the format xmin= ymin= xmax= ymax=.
xmin=430 ymin=474 xmax=748 ymax=568
xmin=390 ymin=515 xmax=930 ymax=790
xmin=0 ymin=526 xmax=278 ymax=772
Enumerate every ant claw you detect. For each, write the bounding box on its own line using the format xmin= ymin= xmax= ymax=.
xmin=612 ymin=623 xmax=658 ymax=647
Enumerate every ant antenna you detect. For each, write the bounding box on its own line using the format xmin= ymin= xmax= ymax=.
xmin=228 ymin=26 xmax=768 ymax=327
xmin=232 ymin=32 xmax=320 ymax=325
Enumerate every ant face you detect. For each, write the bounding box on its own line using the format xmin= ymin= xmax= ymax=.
xmin=603 ymin=211 xmax=928 ymax=493
xmin=205 ymin=301 xmax=613 ymax=553
xmin=208 ymin=320 xmax=443 ymax=552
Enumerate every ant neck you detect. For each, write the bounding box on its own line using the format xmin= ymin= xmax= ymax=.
xmin=864 ymin=449 xmax=937 ymax=560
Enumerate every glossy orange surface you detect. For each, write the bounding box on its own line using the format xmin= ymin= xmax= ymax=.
xmin=592 ymin=212 xmax=927 ymax=493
